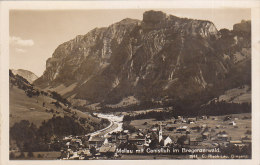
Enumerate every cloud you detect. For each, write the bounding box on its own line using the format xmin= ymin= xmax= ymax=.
xmin=15 ymin=48 xmax=26 ymax=53
xmin=10 ymin=36 xmax=34 ymax=47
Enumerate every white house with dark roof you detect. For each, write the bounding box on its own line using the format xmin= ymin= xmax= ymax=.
xmin=163 ymin=136 xmax=173 ymax=146
xmin=88 ymin=136 xmax=105 ymax=148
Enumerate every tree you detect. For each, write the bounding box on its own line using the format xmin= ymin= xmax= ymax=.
xmin=50 ymin=109 xmax=54 ymax=113
xmin=122 ymin=122 xmax=136 ymax=133
xmin=149 ymin=138 xmax=159 ymax=149
xmin=10 ymin=120 xmax=38 ymax=151
xmin=177 ymin=135 xmax=187 ymax=146
xmin=37 ymin=154 xmax=43 ymax=158
xmin=80 ymin=118 xmax=87 ymax=125
xmin=118 ymin=142 xmax=128 ymax=149
xmin=245 ymin=130 xmax=252 ymax=134
xmin=28 ymin=151 xmax=34 ymax=158
xmin=159 ymin=139 xmax=164 ymax=146
xmin=90 ymin=146 xmax=97 ymax=156
xmin=18 ymin=152 xmax=25 ymax=158
xmin=127 ymin=143 xmax=138 ymax=153
xmin=9 ymin=152 xmax=15 ymax=159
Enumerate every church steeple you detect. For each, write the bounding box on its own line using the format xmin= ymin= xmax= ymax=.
xmin=159 ymin=123 xmax=163 ymax=143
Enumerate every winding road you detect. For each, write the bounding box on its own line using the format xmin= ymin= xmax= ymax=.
xmin=86 ymin=113 xmax=124 ymax=137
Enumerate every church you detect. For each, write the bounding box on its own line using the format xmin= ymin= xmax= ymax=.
xmin=158 ymin=124 xmax=173 ymax=147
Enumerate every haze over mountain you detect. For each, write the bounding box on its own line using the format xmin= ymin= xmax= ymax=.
xmin=11 ymin=69 xmax=38 ymax=84
xmin=34 ymin=10 xmax=251 ymax=110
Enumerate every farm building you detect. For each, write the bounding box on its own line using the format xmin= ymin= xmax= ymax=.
xmin=88 ymin=136 xmax=105 ymax=148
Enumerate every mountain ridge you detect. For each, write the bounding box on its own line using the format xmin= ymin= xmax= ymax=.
xmin=34 ymin=10 xmax=251 ymax=110
xmin=11 ymin=69 xmax=38 ymax=84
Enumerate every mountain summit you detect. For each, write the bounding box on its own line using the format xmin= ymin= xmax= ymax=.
xmin=11 ymin=69 xmax=38 ymax=84
xmin=34 ymin=11 xmax=251 ymax=109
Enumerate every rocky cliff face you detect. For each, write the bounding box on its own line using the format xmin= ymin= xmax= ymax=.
xmin=34 ymin=10 xmax=251 ymax=108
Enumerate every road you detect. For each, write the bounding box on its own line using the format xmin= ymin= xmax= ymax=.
xmin=86 ymin=113 xmax=124 ymax=137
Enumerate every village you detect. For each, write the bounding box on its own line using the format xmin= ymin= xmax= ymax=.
xmin=58 ymin=112 xmax=252 ymax=160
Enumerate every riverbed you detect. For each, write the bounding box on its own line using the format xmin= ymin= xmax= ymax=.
xmin=90 ymin=113 xmax=124 ymax=137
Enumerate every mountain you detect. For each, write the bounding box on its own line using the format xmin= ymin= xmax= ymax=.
xmin=9 ymin=69 xmax=105 ymax=129
xmin=34 ymin=10 xmax=251 ymax=110
xmin=11 ymin=69 xmax=38 ymax=84
xmin=9 ymin=69 xmax=110 ymax=153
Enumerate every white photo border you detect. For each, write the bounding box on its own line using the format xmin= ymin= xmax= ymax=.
xmin=1 ymin=1 xmax=260 ymax=165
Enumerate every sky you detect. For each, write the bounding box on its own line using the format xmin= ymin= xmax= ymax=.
xmin=9 ymin=9 xmax=251 ymax=77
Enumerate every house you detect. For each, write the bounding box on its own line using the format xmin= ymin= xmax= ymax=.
xmin=128 ymin=137 xmax=146 ymax=145
xmin=242 ymin=139 xmax=252 ymax=144
xmin=187 ymin=118 xmax=196 ymax=124
xmin=128 ymin=133 xmax=146 ymax=145
xmin=71 ymin=138 xmax=82 ymax=146
xmin=123 ymin=130 xmax=129 ymax=134
xmin=175 ymin=116 xmax=186 ymax=123
xmin=117 ymin=134 xmax=128 ymax=143
xmin=103 ymin=138 xmax=109 ymax=144
xmin=151 ymin=127 xmax=158 ymax=132
xmin=88 ymin=136 xmax=105 ymax=148
xmin=166 ymin=124 xmax=176 ymax=131
xmin=189 ymin=137 xmax=200 ymax=146
xmin=230 ymin=140 xmax=242 ymax=144
xmin=212 ymin=117 xmax=218 ymax=120
xmin=66 ymin=142 xmax=70 ymax=148
xmin=201 ymin=116 xmax=208 ymax=120
xmin=100 ymin=144 xmax=117 ymax=157
xmin=224 ymin=116 xmax=232 ymax=121
xmin=230 ymin=140 xmax=245 ymax=148
xmin=108 ymin=132 xmax=128 ymax=144
xmin=177 ymin=116 xmax=183 ymax=120
xmin=176 ymin=126 xmax=188 ymax=133
xmin=220 ymin=142 xmax=230 ymax=147
xmin=61 ymin=151 xmax=69 ymax=160
xmin=108 ymin=133 xmax=117 ymax=143
xmin=68 ymin=149 xmax=74 ymax=156
xmin=183 ymin=138 xmax=190 ymax=145
xmin=164 ymin=136 xmax=173 ymax=146
xmin=63 ymin=135 xmax=73 ymax=141
xmin=217 ymin=134 xmax=228 ymax=141
xmin=229 ymin=121 xmax=236 ymax=126
xmin=215 ymin=125 xmax=221 ymax=129
xmin=202 ymin=132 xmax=211 ymax=140
xmin=68 ymin=151 xmax=79 ymax=160
xmin=241 ymin=135 xmax=252 ymax=140
xmin=78 ymin=149 xmax=91 ymax=158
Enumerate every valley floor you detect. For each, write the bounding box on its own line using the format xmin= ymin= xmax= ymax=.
xmin=10 ymin=111 xmax=251 ymax=160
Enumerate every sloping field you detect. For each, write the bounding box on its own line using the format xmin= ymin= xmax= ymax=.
xmin=106 ymin=96 xmax=140 ymax=108
xmin=218 ymin=85 xmax=251 ymax=103
xmin=44 ymin=83 xmax=78 ymax=96
xmin=130 ymin=113 xmax=251 ymax=141
xmin=9 ymin=86 xmax=59 ymax=127
xmin=9 ymin=86 xmax=100 ymax=127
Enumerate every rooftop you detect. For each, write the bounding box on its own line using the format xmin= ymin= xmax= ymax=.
xmin=89 ymin=136 xmax=105 ymax=142
xmin=100 ymin=144 xmax=116 ymax=153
